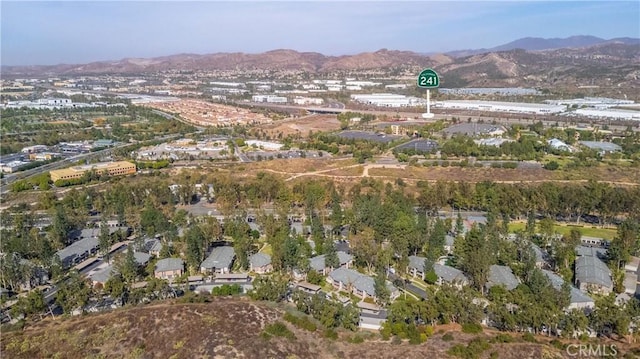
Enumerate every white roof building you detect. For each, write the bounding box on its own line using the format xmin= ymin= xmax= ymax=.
xmin=434 ymin=100 xmax=565 ymax=114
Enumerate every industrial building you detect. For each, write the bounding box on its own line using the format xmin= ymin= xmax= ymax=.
xmin=351 ymin=93 xmax=426 ymax=108
xmin=440 ymin=88 xmax=540 ymax=96
xmin=50 ymin=161 xmax=136 ymax=182
xmin=572 ymin=108 xmax=640 ymax=121
xmin=1 ymin=161 xmax=29 ymax=173
xmin=434 ymin=100 xmax=565 ymax=114
xmin=546 ymin=97 xmax=634 ymax=108
xmin=293 ymin=96 xmax=324 ymax=105
xmin=579 ymin=141 xmax=622 ymax=153
xmin=252 ymin=95 xmax=287 ymax=103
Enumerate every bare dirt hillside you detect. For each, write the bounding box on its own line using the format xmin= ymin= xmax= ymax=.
xmin=2 ymin=298 xmax=636 ymax=359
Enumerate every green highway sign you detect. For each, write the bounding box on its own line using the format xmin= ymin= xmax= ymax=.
xmin=417 ymin=68 xmax=440 ymax=89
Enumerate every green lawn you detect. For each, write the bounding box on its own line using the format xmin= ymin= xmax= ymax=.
xmin=508 ymin=222 xmax=617 ymax=240
xmin=259 ymin=243 xmax=273 ymax=256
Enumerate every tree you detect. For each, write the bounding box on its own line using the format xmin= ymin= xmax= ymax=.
xmin=457 ymin=226 xmax=492 ymax=294
xmin=608 ymin=219 xmax=639 ymax=269
xmin=117 ymin=246 xmax=138 ymax=283
xmin=455 ymin=212 xmax=464 ymax=236
xmin=350 ymin=227 xmax=378 ymax=273
xmin=185 ymin=226 xmax=205 ymax=271
xmin=325 ymin=240 xmax=339 ymax=270
xmin=374 ymin=269 xmax=390 ymax=306
xmin=249 ymin=274 xmax=289 ymax=302
xmin=55 ymin=271 xmax=92 ymax=314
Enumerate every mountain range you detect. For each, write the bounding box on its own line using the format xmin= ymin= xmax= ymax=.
xmin=2 ymin=36 xmax=639 ymax=92
xmin=444 ymin=35 xmax=640 ymax=57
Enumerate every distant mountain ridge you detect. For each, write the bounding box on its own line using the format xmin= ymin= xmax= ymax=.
xmin=445 ymin=35 xmax=640 ymax=57
xmin=2 ymin=36 xmax=639 ymax=94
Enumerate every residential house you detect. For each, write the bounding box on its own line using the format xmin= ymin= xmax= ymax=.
xmin=327 ymin=267 xmax=399 ymax=302
xmin=133 ymin=252 xmax=151 ymax=267
xmin=407 ymin=255 xmax=428 ymax=280
xmin=575 ymin=253 xmax=613 ymax=295
xmin=91 ymin=265 xmax=116 ymax=287
xmin=212 ymin=273 xmax=251 ymax=284
xmin=55 ymin=237 xmax=100 ymax=269
xmin=200 ymin=246 xmax=235 ymax=274
xmin=407 ymin=256 xmax=468 ymax=286
xmin=154 ymin=258 xmax=184 ymax=281
xmin=486 ymin=265 xmax=519 ymax=291
xmin=140 ymin=237 xmax=163 ymax=256
xmin=357 ymin=301 xmax=388 ymax=330
xmin=433 ymin=264 xmax=469 ymax=286
xmin=542 ymin=270 xmax=595 ymax=310
xmin=296 ymin=282 xmax=322 ymax=295
xmin=309 ymin=251 xmax=353 ymax=275
xmin=249 ymin=253 xmax=272 ymax=274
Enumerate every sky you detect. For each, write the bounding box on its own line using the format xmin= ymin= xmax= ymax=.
xmin=1 ymin=1 xmax=639 ymax=66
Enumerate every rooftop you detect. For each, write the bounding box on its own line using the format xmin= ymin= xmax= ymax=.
xmin=575 ymin=256 xmax=612 ymax=289
xmin=310 ymin=251 xmax=353 ymax=271
xmin=433 ymin=263 xmax=468 ymax=283
xmin=541 ymin=270 xmax=594 ymax=305
xmin=487 ymin=265 xmax=519 ymax=290
xmin=155 ymin=258 xmax=184 ymax=273
xmin=249 ymin=252 xmax=271 ymax=268
xmin=201 ymin=246 xmax=235 ymax=270
xmin=328 ymin=267 xmax=396 ymax=298
xmin=56 ymin=237 xmax=99 ymax=263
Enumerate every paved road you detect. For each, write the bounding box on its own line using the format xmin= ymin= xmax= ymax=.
xmin=0 ymin=133 xmax=183 ymax=195
xmin=388 ymin=272 xmax=428 ymax=299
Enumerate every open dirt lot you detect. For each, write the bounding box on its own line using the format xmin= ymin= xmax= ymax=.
xmin=259 ymin=114 xmax=342 ymax=138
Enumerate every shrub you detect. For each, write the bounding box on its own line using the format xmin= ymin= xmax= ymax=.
xmin=324 ymin=329 xmax=338 ymax=340
xmin=461 ymin=323 xmax=483 ymax=334
xmin=442 ymin=332 xmax=454 ymax=341
xmin=544 ymin=161 xmax=559 ymax=170
xmin=424 ymin=270 xmax=438 ymax=284
xmin=492 ymin=333 xmax=513 ymax=343
xmin=262 ymin=322 xmax=295 ymax=340
xmin=521 ymin=332 xmax=536 ymax=343
xmin=283 ymin=312 xmax=317 ymax=332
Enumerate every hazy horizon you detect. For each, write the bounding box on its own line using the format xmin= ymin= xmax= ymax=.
xmin=2 ymin=1 xmax=639 ymax=66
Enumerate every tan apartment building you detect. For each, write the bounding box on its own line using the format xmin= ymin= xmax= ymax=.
xmin=50 ymin=161 xmax=136 ymax=182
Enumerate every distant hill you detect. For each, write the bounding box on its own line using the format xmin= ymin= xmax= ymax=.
xmin=446 ymin=35 xmax=640 ymax=57
xmin=2 ymin=38 xmax=639 ymax=96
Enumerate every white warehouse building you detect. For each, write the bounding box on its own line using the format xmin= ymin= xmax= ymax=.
xmin=252 ymin=95 xmax=287 ymax=104
xmin=572 ymin=108 xmax=640 ymax=121
xmin=351 ymin=93 xmax=426 ymax=108
xmin=433 ymin=100 xmax=566 ymax=114
xmin=293 ymin=97 xmax=324 ymax=105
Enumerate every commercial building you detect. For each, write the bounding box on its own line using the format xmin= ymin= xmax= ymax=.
xmin=351 ymin=93 xmax=426 ymax=108
xmin=440 ymin=88 xmax=541 ymax=96
xmin=579 ymin=141 xmax=622 ymax=153
xmin=252 ymin=95 xmax=287 ymax=103
xmin=50 ymin=161 xmax=136 ymax=182
xmin=293 ymin=96 xmax=324 ymax=105
xmin=572 ymin=108 xmax=640 ymax=121
xmin=434 ymin=100 xmax=565 ymax=114
xmin=0 ymin=161 xmax=29 ymax=173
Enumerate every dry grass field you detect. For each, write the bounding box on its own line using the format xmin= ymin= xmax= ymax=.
xmin=3 ymin=298 xmax=635 ymax=359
